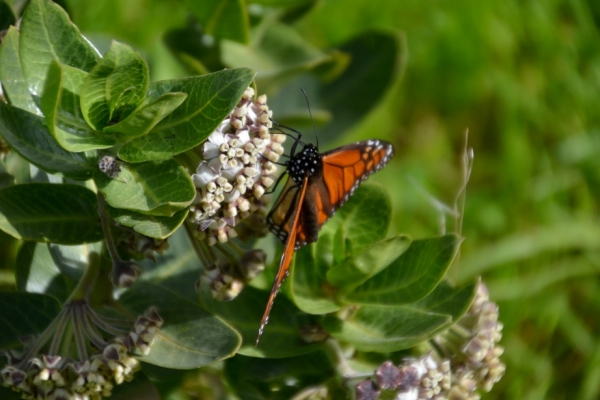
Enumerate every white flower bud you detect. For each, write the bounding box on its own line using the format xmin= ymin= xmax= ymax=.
xmin=254 ymin=185 xmax=265 ymax=199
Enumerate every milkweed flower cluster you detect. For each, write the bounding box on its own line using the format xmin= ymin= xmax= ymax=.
xmin=356 ymin=282 xmax=505 ymax=400
xmin=0 ymin=304 xmax=162 ymax=400
xmin=189 ymin=86 xmax=286 ymax=246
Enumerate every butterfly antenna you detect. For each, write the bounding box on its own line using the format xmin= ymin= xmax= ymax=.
xmin=300 ymin=88 xmax=319 ymax=148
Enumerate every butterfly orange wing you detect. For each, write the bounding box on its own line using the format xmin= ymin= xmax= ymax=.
xmin=319 ymin=139 xmax=394 ymax=220
xmin=257 ymin=176 xmax=309 ymax=346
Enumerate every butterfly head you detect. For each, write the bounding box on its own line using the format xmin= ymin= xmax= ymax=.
xmin=287 ymin=144 xmax=322 ymax=184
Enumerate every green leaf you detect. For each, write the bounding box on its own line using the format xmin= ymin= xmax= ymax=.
xmin=118 ymin=68 xmax=255 ymax=163
xmin=0 ymin=102 xmax=96 ymax=180
xmin=344 ymin=234 xmax=462 ymax=305
xmin=322 ymin=279 xmax=476 ymax=352
xmin=326 ymin=235 xmax=411 ymax=292
xmin=80 ymin=41 xmax=149 ymax=130
xmin=198 ymin=285 xmax=322 ymax=358
xmin=103 ymin=92 xmax=188 ymax=141
xmin=412 ymin=279 xmax=478 ymax=323
xmin=318 ymin=31 xmax=405 ymax=139
xmin=321 ymin=182 xmax=392 ymax=257
xmin=41 ymin=60 xmax=116 ymax=152
xmin=0 ymin=1 xmax=16 ymax=31
xmin=163 ymin=25 xmax=224 ymax=75
xmin=322 ymin=305 xmax=450 ymax=353
xmin=0 ymin=27 xmax=40 ymax=115
xmin=225 ymin=352 xmax=334 ymax=400
xmin=121 ymin=281 xmax=241 ymax=369
xmin=107 ymin=205 xmax=188 ymax=239
xmin=94 ymin=159 xmax=195 ymax=216
xmin=184 ymin=0 xmax=249 ymax=44
xmin=0 ymin=292 xmax=61 ymax=349
xmin=221 ymin=20 xmax=340 ymax=95
xmin=290 ymin=233 xmax=341 ymax=315
xmin=19 ymin=0 xmax=100 ymax=97
xmin=15 ymin=242 xmax=71 ymax=302
xmin=48 ymin=242 xmax=102 ymax=281
xmin=0 ymin=183 xmax=103 ymax=244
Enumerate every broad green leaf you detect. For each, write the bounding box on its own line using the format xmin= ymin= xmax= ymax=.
xmin=0 ymin=102 xmax=96 ymax=180
xmin=413 ymin=280 xmax=478 ymax=323
xmin=19 ymin=0 xmax=100 ymax=97
xmin=326 ymin=235 xmax=411 ymax=291
xmin=0 ymin=27 xmax=40 ymax=115
xmin=322 ymin=305 xmax=450 ymax=353
xmin=222 ymin=20 xmax=340 ymax=95
xmin=41 ymin=60 xmax=116 ymax=152
xmin=136 ymin=227 xmax=200 ymax=300
xmin=0 ymin=1 xmax=16 ymax=31
xmin=290 ymin=233 xmax=341 ymax=315
xmin=121 ymin=281 xmax=241 ymax=369
xmin=94 ymin=159 xmax=195 ymax=216
xmin=344 ymin=234 xmax=462 ymax=305
xmin=15 ymin=241 xmax=71 ymax=302
xmin=318 ymin=31 xmax=404 ymax=139
xmin=163 ymin=24 xmax=225 ymax=75
xmin=321 ymin=182 xmax=392 ymax=257
xmin=118 ymin=68 xmax=255 ymax=162
xmin=322 ymin=279 xmax=477 ymax=352
xmin=108 ymin=373 xmax=160 ymax=400
xmin=225 ymin=352 xmax=334 ymax=400
xmin=0 ymin=292 xmax=61 ymax=349
xmin=107 ymin=205 xmax=188 ymax=239
xmin=184 ymin=0 xmax=249 ymax=44
xmin=0 ymin=183 xmax=103 ymax=244
xmin=47 ymin=242 xmax=103 ymax=282
xmin=198 ymin=285 xmax=321 ymax=358
xmin=103 ymin=92 xmax=188 ymax=141
xmin=80 ymin=41 xmax=149 ymax=130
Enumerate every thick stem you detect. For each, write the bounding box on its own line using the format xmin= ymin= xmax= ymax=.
xmin=97 ymin=192 xmax=124 ymax=265
xmin=184 ymin=220 xmax=213 ymax=268
xmin=65 ymin=250 xmax=101 ymax=304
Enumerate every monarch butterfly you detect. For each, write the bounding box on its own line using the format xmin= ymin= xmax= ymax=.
xmin=256 ymin=123 xmax=394 ymax=345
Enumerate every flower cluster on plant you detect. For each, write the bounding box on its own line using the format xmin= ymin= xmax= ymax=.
xmin=1 ymin=305 xmax=162 ymax=400
xmin=356 ymin=282 xmax=505 ymax=400
xmin=189 ymin=86 xmax=285 ymax=246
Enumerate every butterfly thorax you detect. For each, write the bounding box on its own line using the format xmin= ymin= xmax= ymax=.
xmin=287 ymin=144 xmax=323 ymax=184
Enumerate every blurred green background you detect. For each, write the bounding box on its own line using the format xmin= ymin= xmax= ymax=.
xmin=9 ymin=0 xmax=600 ymax=398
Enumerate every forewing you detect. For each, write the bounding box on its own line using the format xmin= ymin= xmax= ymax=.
xmin=321 ymin=139 xmax=394 ymax=211
xmin=257 ymin=177 xmax=309 ymax=346
xmin=266 ymin=176 xmax=302 ymax=245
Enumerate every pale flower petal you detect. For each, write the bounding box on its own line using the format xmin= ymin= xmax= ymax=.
xmin=192 ymin=162 xmax=218 ymax=188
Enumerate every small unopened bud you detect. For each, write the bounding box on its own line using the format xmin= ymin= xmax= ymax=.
xmin=111 ymin=262 xmax=141 ymax=288
xmin=355 ymin=379 xmax=380 ymax=400
xmin=375 ymin=361 xmax=401 ymax=390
